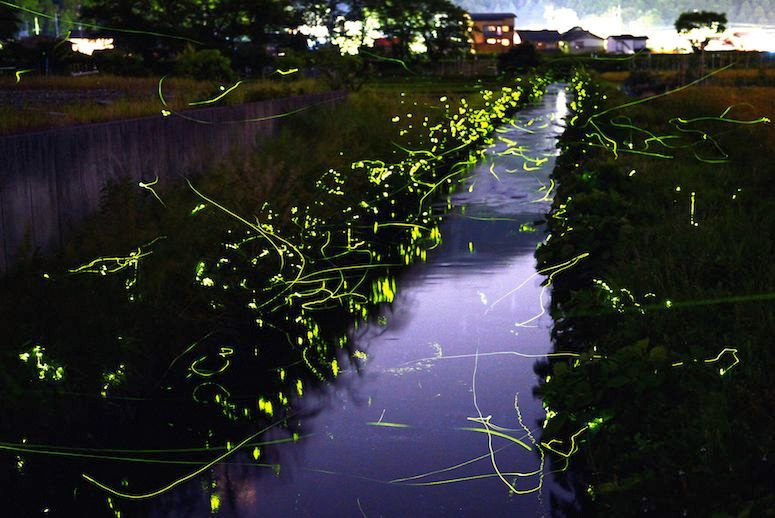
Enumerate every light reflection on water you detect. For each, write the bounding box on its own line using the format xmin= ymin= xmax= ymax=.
xmin=160 ymin=85 xmax=571 ymax=517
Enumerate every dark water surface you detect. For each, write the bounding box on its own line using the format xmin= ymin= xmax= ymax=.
xmin=157 ymin=85 xmax=572 ymax=517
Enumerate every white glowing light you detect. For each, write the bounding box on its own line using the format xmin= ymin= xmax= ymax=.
xmin=69 ymin=38 xmax=115 ymax=56
xmin=409 ymin=35 xmax=428 ymax=54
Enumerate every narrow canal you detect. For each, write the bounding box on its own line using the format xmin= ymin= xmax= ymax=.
xmin=164 ymin=85 xmax=573 ymax=517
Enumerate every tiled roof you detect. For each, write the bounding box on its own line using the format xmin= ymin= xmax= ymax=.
xmin=469 ymin=13 xmax=517 ymax=21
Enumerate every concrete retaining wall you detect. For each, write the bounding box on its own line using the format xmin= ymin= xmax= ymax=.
xmin=0 ymin=90 xmax=347 ymax=274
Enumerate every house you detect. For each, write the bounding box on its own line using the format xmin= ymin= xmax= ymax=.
xmin=606 ymin=35 xmax=648 ymax=54
xmin=516 ymin=30 xmax=562 ymax=51
xmin=470 ymin=13 xmax=517 ymax=54
xmin=560 ymin=26 xmax=605 ymax=54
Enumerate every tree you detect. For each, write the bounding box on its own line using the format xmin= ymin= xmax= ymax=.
xmin=367 ymin=0 xmax=470 ymax=61
xmin=675 ymin=10 xmax=727 ymax=53
xmin=0 ymin=4 xmax=21 ymax=42
xmin=80 ymin=0 xmax=301 ymax=64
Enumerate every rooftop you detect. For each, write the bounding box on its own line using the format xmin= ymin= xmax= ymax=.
xmin=562 ymin=26 xmax=604 ymax=41
xmin=517 ymin=30 xmax=562 ymax=42
xmin=469 ymin=13 xmax=517 ymax=22
xmin=609 ymin=34 xmax=649 ymax=40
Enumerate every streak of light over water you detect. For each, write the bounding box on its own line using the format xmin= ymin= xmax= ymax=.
xmin=160 ymin=85 xmax=575 ymax=517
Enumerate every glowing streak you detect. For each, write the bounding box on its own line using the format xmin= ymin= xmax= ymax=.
xmin=455 ymin=427 xmax=531 ymax=451
xmin=138 ymin=176 xmax=166 ymax=207
xmin=541 ymin=426 xmax=589 ymax=458
xmin=0 ymin=444 xmax=279 ymax=468
xmin=185 ymin=179 xmax=306 ymax=311
xmin=488 ymin=252 xmax=589 ymax=313
xmin=158 ymin=76 xmax=342 ymax=124
xmin=366 ymin=422 xmax=410 ymax=428
xmin=188 ymin=81 xmax=245 ymax=106
xmin=190 ymin=356 xmax=230 ymax=377
xmin=471 ymin=350 xmax=540 ymax=495
xmin=0 ymin=436 xmax=304 ymax=455
xmin=360 ymin=50 xmax=414 ymax=74
xmin=671 ymin=347 xmax=739 ymax=375
xmin=82 ymin=418 xmax=288 ymax=499
xmin=530 ymin=178 xmax=555 ymax=203
xmin=274 ymin=68 xmax=299 ymax=76
xmin=587 ymin=64 xmax=735 ymax=124
xmin=15 ymin=69 xmax=33 ymax=83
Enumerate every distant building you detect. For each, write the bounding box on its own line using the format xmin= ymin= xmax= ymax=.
xmin=470 ymin=13 xmax=517 ymax=54
xmin=606 ymin=35 xmax=648 ymax=54
xmin=516 ymin=30 xmax=562 ymax=51
xmin=560 ymin=26 xmax=605 ymax=54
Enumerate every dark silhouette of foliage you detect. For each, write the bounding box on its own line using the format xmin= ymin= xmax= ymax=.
xmin=497 ymin=42 xmax=540 ymax=73
xmin=675 ymin=11 xmax=728 ymax=53
xmin=0 ymin=3 xmax=20 ymax=41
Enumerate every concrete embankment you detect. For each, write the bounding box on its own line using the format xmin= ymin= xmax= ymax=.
xmin=0 ymin=90 xmax=347 ymax=274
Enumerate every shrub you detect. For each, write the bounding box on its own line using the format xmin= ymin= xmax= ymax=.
xmin=174 ymin=46 xmax=234 ymax=82
xmin=91 ymin=49 xmax=147 ymax=76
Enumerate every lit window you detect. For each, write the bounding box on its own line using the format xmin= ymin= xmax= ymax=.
xmin=487 ymin=25 xmax=497 ymax=32
xmin=502 ymin=25 xmax=510 ymax=32
xmin=486 ymin=38 xmax=497 ymax=44
xmin=501 ymin=38 xmax=510 ymax=46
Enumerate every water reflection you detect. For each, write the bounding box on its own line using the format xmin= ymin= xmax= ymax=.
xmin=0 ymin=84 xmax=570 ymax=517
xmin=190 ymin=85 xmax=572 ymax=517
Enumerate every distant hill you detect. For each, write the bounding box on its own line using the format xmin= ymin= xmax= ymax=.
xmin=456 ymin=0 xmax=774 ymax=26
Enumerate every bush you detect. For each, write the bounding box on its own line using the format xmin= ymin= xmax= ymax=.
xmin=498 ymin=42 xmax=541 ymax=73
xmin=174 ymin=46 xmax=234 ymax=82
xmin=310 ymin=46 xmax=371 ymax=91
xmin=91 ymin=49 xmax=147 ymax=76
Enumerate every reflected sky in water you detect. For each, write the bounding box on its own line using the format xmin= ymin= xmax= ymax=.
xmin=157 ymin=85 xmax=571 ymax=518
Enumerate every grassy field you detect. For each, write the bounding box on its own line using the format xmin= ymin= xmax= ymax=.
xmin=0 ymin=74 xmax=327 ymax=135
xmin=597 ymin=67 xmax=775 ymax=86
xmin=536 ymin=72 xmax=774 ymax=514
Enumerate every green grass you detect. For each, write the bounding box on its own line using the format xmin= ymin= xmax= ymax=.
xmin=537 ymin=73 xmax=774 ymax=514
xmin=0 ymin=74 xmax=327 ymax=135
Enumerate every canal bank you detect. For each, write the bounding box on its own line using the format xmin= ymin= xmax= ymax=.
xmin=1 ymin=77 xmax=560 ymax=516
xmin=155 ymin=84 xmax=575 ymax=516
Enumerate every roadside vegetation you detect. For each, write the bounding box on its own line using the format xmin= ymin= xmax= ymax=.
xmin=536 ymin=70 xmax=774 ymax=514
xmin=0 ymin=73 xmax=327 ymax=135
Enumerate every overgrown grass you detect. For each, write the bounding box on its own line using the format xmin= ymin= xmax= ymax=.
xmin=0 ymin=74 xmax=327 ymax=135
xmin=536 ymin=72 xmax=774 ymax=513
xmin=597 ymin=67 xmax=775 ymax=86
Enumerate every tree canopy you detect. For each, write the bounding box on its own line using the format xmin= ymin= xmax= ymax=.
xmin=80 ymin=0 xmax=302 ymax=61
xmin=366 ymin=0 xmax=471 ymax=60
xmin=675 ymin=10 xmax=727 ymax=52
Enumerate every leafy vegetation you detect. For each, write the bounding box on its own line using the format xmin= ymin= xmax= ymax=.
xmin=0 ymin=73 xmax=548 ymax=515
xmin=0 ymin=74 xmax=327 ymax=135
xmin=535 ymin=70 xmax=774 ymax=514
